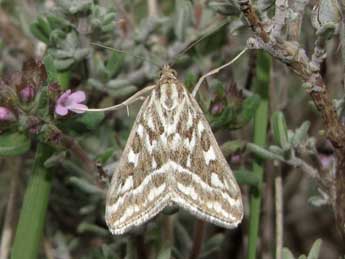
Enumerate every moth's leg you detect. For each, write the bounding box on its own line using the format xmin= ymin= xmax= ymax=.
xmin=192 ymin=48 xmax=248 ymax=97
xmin=75 ymin=84 xmax=157 ymax=112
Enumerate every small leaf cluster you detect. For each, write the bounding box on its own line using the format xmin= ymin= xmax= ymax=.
xmin=247 ymin=111 xmax=315 ymax=164
xmin=207 ymin=80 xmax=261 ymax=130
xmin=0 ymin=59 xmax=104 ymax=158
xmin=31 ymin=0 xmax=117 ymax=70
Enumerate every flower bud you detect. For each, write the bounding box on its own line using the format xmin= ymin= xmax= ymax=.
xmin=20 ymin=84 xmax=35 ymax=102
xmin=211 ymin=102 xmax=225 ymax=115
xmin=0 ymin=107 xmax=16 ymax=122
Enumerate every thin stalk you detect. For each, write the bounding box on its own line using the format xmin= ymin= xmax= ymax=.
xmin=247 ymin=50 xmax=271 ymax=259
xmin=275 ymin=171 xmax=283 ymax=259
xmin=11 ymin=143 xmax=54 ymax=259
xmin=0 ymin=159 xmax=21 ymax=259
xmin=189 ymin=220 xmax=206 ymax=259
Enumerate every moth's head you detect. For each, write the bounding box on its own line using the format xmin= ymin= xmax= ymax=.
xmin=159 ymin=64 xmax=177 ymax=83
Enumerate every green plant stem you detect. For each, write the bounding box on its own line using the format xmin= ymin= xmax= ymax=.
xmin=11 ymin=143 xmax=54 ymax=259
xmin=247 ymin=50 xmax=271 ymax=259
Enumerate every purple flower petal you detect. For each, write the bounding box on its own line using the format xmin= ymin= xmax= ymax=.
xmin=55 ymin=105 xmax=69 ymax=116
xmin=69 ymin=91 xmax=86 ymax=103
xmin=20 ymin=85 xmax=35 ymax=102
xmin=57 ymin=90 xmax=71 ymax=104
xmin=55 ymin=89 xmax=88 ymax=116
xmin=70 ymin=103 xmax=88 ymax=113
xmin=0 ymin=107 xmax=16 ymax=121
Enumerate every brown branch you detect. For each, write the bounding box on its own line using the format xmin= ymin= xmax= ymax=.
xmin=189 ymin=220 xmax=206 ymax=259
xmin=239 ymin=0 xmax=345 ymax=146
xmin=238 ymin=0 xmax=345 ymax=238
xmin=238 ymin=0 xmax=270 ymax=42
xmin=59 ymin=134 xmax=99 ymax=179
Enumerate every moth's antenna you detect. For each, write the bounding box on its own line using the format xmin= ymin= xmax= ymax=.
xmin=91 ymin=42 xmax=161 ymax=67
xmin=170 ymin=17 xmax=231 ymax=64
xmin=74 ymin=84 xmax=156 ymax=113
xmin=192 ymin=47 xmax=248 ymax=96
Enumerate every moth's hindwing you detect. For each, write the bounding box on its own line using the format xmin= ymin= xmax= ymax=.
xmin=105 ymin=65 xmax=243 ymax=235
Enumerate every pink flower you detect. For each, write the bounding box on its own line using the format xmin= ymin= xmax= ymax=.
xmin=211 ymin=103 xmax=224 ymax=115
xmin=55 ymin=90 xmax=88 ymax=116
xmin=20 ymin=84 xmax=35 ymax=102
xmin=0 ymin=107 xmax=16 ymax=122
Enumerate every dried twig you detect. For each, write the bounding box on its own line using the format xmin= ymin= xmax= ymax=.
xmin=147 ymin=0 xmax=159 ymax=17
xmin=271 ymin=0 xmax=288 ymax=38
xmin=288 ymin=0 xmax=310 ymax=41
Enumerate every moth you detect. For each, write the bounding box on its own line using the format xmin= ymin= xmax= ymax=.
xmin=105 ymin=64 xmax=243 ymax=235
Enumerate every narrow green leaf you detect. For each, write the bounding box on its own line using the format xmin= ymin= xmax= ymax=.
xmin=157 ymin=242 xmax=172 ymax=259
xmin=0 ymin=132 xmax=31 ymax=157
xmin=282 ymin=248 xmax=296 ymax=259
xmin=307 ymin=239 xmax=322 ymax=259
xmin=44 ymin=54 xmax=71 ymax=87
xmin=234 ymin=169 xmax=260 ymax=186
xmin=292 ymin=121 xmax=310 ymax=146
xmin=35 ymin=87 xmax=50 ymax=118
xmin=68 ymin=176 xmax=103 ymax=195
xmin=30 ymin=22 xmax=49 ymax=44
xmin=221 ymin=140 xmax=246 ymax=156
xmin=247 ymin=143 xmax=284 ymax=161
xmin=237 ymin=94 xmax=261 ymax=125
xmin=53 ymin=58 xmax=75 ymax=71
xmin=77 ymin=222 xmax=108 ymax=236
xmin=201 ymin=233 xmax=225 ymax=258
xmin=11 ymin=143 xmax=54 ymax=259
xmin=271 ymin=111 xmax=290 ymax=150
xmin=248 ymin=50 xmax=271 ymax=259
xmin=37 ymin=16 xmax=51 ymax=37
xmin=268 ymin=145 xmax=284 ymax=156
xmin=106 ymin=52 xmax=124 ymax=78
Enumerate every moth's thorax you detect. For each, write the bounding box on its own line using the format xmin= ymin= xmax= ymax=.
xmin=157 ymin=65 xmax=184 ymax=112
xmin=159 ymin=82 xmax=182 ymax=111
